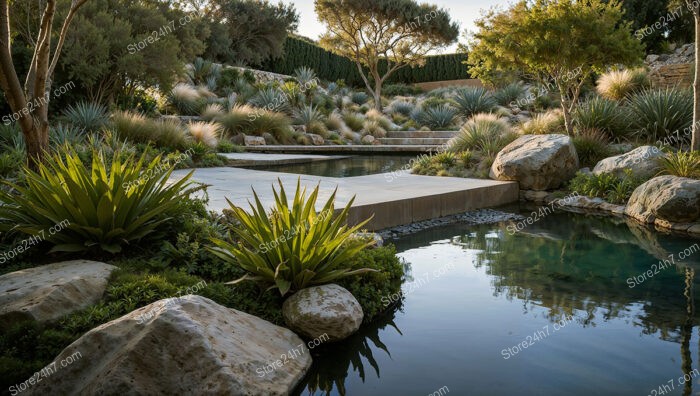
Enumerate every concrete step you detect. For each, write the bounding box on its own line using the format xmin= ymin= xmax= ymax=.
xmin=387 ymin=131 xmax=459 ymax=139
xmin=378 ymin=137 xmax=452 ymax=146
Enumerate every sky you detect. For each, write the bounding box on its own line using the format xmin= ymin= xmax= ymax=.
xmin=284 ymin=0 xmax=510 ymax=53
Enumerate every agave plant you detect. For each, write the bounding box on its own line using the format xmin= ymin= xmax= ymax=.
xmin=0 ymin=122 xmax=25 ymax=151
xmin=350 ymin=92 xmax=369 ymax=105
xmin=452 ymin=87 xmax=497 ymax=118
xmin=63 ymin=101 xmax=109 ymax=132
xmin=0 ymin=146 xmax=194 ymax=253
xmin=209 ymin=180 xmax=376 ymax=296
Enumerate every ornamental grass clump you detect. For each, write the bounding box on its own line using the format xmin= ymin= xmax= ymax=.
xmin=209 ymin=180 xmax=376 ymax=296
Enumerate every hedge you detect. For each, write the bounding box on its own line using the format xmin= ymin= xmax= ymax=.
xmin=255 ymin=36 xmax=470 ymax=87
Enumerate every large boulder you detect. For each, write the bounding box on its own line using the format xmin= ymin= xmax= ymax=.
xmin=283 ymin=284 xmax=363 ymax=342
xmin=28 ymin=295 xmax=311 ymax=395
xmin=306 ymin=133 xmax=325 ymax=146
xmin=593 ymin=146 xmax=665 ymax=179
xmin=625 ymin=176 xmax=700 ymax=224
xmin=244 ymin=135 xmax=266 ymax=146
xmin=490 ymin=134 xmax=579 ymax=190
xmin=0 ymin=260 xmax=116 ymax=329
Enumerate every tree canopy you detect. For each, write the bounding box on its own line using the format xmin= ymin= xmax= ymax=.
xmin=316 ymin=0 xmax=459 ymax=109
xmin=204 ymin=0 xmax=299 ymax=65
xmin=468 ymin=0 xmax=644 ymax=134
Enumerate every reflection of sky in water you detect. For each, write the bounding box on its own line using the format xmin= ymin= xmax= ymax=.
xmin=294 ymin=209 xmax=700 ymax=396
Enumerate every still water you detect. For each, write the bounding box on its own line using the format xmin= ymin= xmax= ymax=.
xmin=251 ymin=155 xmax=415 ymax=178
xmin=294 ymin=208 xmax=700 ymax=396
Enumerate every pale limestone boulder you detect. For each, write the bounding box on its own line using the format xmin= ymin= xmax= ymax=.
xmin=306 ymin=133 xmax=325 ymax=146
xmin=593 ymin=146 xmax=665 ymax=179
xmin=490 ymin=134 xmax=579 ymax=190
xmin=0 ymin=260 xmax=116 ymax=329
xmin=28 ymin=295 xmax=311 ymax=395
xmin=625 ymin=176 xmax=700 ymax=224
xmin=244 ymin=135 xmax=266 ymax=146
xmin=283 ymin=284 xmax=363 ymax=342
xmin=361 ymin=135 xmax=376 ymax=145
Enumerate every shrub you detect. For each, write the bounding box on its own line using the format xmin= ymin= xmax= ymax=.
xmin=572 ymin=128 xmax=611 ymax=168
xmin=658 ymin=151 xmax=700 ymax=178
xmin=596 ymin=68 xmax=650 ymax=101
xmin=450 ymin=114 xmax=515 ymax=156
xmin=519 ymin=109 xmax=565 ymax=135
xmin=187 ymin=122 xmax=220 ymax=148
xmin=573 ymin=98 xmax=629 ymax=141
xmin=383 ymin=83 xmax=423 ymax=96
xmin=63 ymin=101 xmax=109 ymax=132
xmin=451 ymin=87 xmax=497 ymax=118
xmin=209 ymin=180 xmax=375 ymax=296
xmin=417 ymin=104 xmax=457 ymax=130
xmin=628 ymin=88 xmax=693 ymax=145
xmin=568 ymin=170 xmax=643 ymax=204
xmin=493 ymin=82 xmax=526 ymax=107
xmin=0 ymin=147 xmax=194 ymax=253
xmin=110 ymin=111 xmax=190 ymax=150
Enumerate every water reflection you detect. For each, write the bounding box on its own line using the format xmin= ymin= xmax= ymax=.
xmin=250 ymin=156 xmax=414 ymax=178
xmin=293 ymin=305 xmax=403 ymax=396
xmin=296 ymin=207 xmax=700 ymax=395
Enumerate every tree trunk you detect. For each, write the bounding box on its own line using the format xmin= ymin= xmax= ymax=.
xmin=373 ymin=80 xmax=383 ymax=112
xmin=561 ymin=102 xmax=574 ymax=135
xmin=693 ymin=14 xmax=700 ymax=151
xmin=25 ymin=117 xmax=49 ymax=169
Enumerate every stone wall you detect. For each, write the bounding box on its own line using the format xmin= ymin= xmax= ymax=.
xmin=646 ymin=44 xmax=695 ymax=89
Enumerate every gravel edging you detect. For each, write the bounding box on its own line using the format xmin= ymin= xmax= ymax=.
xmin=377 ymin=208 xmax=525 ymax=240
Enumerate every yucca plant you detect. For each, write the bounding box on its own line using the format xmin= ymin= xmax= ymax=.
xmin=658 ymin=151 xmax=700 ymax=178
xmin=350 ymin=91 xmax=369 ymax=105
xmin=628 ymin=88 xmax=693 ymax=145
xmin=0 ymin=146 xmax=194 ymax=253
xmin=418 ymin=104 xmax=457 ymax=130
xmin=494 ymin=82 xmax=526 ymax=107
xmin=63 ymin=101 xmax=109 ymax=132
xmin=294 ymin=66 xmax=318 ymax=89
xmin=209 ymin=180 xmax=376 ymax=296
xmin=250 ymin=87 xmax=290 ymax=114
xmin=50 ymin=123 xmax=86 ymax=146
xmin=452 ymin=87 xmax=497 ymax=118
xmin=573 ymin=98 xmax=630 ymax=142
xmin=389 ymin=100 xmax=415 ymax=116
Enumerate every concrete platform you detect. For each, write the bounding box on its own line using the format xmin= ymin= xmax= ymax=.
xmin=171 ymin=167 xmax=519 ymax=230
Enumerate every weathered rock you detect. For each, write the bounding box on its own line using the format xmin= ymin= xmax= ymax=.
xmin=283 ymin=284 xmax=363 ymax=342
xmin=306 ymin=133 xmax=325 ymax=146
xmin=490 ymin=134 xmax=579 ymax=190
xmin=0 ymin=260 xmax=116 ymax=329
xmin=361 ymin=135 xmax=376 ymax=145
xmin=244 ymin=135 xmax=266 ymax=146
xmin=262 ymin=132 xmax=279 ymax=145
xmin=520 ymin=190 xmax=550 ymax=203
xmin=625 ymin=176 xmax=700 ymax=224
xmin=593 ymin=146 xmax=664 ymax=179
xmin=28 ymin=295 xmax=311 ymax=395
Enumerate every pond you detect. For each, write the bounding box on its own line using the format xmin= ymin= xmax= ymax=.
xmin=247 ymin=155 xmax=415 ymax=178
xmin=293 ymin=207 xmax=700 ymax=396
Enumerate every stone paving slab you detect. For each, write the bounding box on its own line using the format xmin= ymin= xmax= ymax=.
xmin=171 ymin=167 xmax=518 ymax=230
xmin=243 ymin=145 xmax=442 ymax=154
